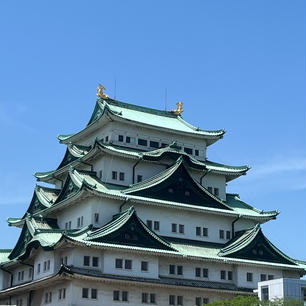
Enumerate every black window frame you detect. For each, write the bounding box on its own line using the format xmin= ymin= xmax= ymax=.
xmin=137 ymin=174 xmax=143 ymax=182
xmin=119 ymin=172 xmax=125 ymax=181
xmin=228 ymin=271 xmax=233 ymax=280
xmin=115 ymin=258 xmax=123 ymax=269
xmin=184 ymin=147 xmax=193 ymax=155
xmin=220 ymin=270 xmax=226 ymax=280
xmin=179 ymin=224 xmax=184 ymax=234
xmin=150 ymin=140 xmax=159 ymax=148
xmin=195 ymin=267 xmax=201 ymax=277
xmin=146 ymin=220 xmax=152 ymax=229
xmin=203 ymin=268 xmax=208 ymax=278
xmin=203 ymin=227 xmax=208 ymax=237
xmin=113 ymin=290 xmax=120 ymax=301
xmin=125 ymin=259 xmax=132 ymax=270
xmin=91 ymin=288 xmax=97 ymax=299
xmin=169 ymin=264 xmax=175 ymax=275
xmin=122 ymin=291 xmax=128 ymax=302
xmin=92 ymin=256 xmax=99 ymax=267
xmin=82 ymin=288 xmax=89 ymax=299
xmin=126 ymin=136 xmax=131 ymax=143
xmin=177 ymin=265 xmax=183 ymax=275
xmin=112 ymin=171 xmax=117 ymax=180
xmin=83 ymin=256 xmax=90 ymax=267
xmin=118 ymin=135 xmax=124 ymax=142
xmin=154 ymin=221 xmax=160 ymax=231
xmin=247 ymin=272 xmax=253 ymax=282
xmin=171 ymin=223 xmax=177 ymax=233
xmin=219 ymin=230 xmax=224 ymax=239
xmin=141 ymin=261 xmax=148 ymax=272
xmin=138 ymin=138 xmax=148 ymax=146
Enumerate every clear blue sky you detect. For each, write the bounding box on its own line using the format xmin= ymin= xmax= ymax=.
xmin=0 ymin=1 xmax=305 ymax=261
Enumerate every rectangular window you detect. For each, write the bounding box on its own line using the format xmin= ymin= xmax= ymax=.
xmin=138 ymin=138 xmax=148 ymax=146
xmin=98 ymin=170 xmax=102 ymax=179
xmin=126 ymin=136 xmax=131 ymax=143
xmin=260 ymin=274 xmax=267 ymax=281
xmin=47 ymin=260 xmax=50 ymax=271
xmin=203 ymin=298 xmax=209 ymax=304
xmin=141 ymin=261 xmax=148 ymax=272
xmin=45 ymin=293 xmax=48 ymax=303
xmin=177 ymin=295 xmax=183 ymax=305
xmin=161 ymin=143 xmax=168 ymax=148
xmin=91 ymin=288 xmax=97 ymax=299
xmin=82 ymin=288 xmax=88 ymax=299
xmin=137 ymin=175 xmax=143 ymax=182
xmin=195 ymin=267 xmax=201 ymax=277
xmin=262 ymin=287 xmax=269 ymax=301
xmin=125 ymin=259 xmax=132 ymax=270
xmin=203 ymin=227 xmax=208 ymax=237
xmin=226 ymin=230 xmax=231 ymax=240
xmin=77 ymin=217 xmax=80 ymax=228
xmin=105 ymin=136 xmax=109 ymax=142
xmin=196 ymin=226 xmax=201 ymax=236
xmin=115 ymin=258 xmax=123 ymax=269
xmin=184 ymin=147 xmax=193 ymax=154
xmin=195 ymin=297 xmax=202 ymax=306
xmin=268 ymin=275 xmax=274 ymax=280
xmin=58 ymin=289 xmax=62 ymax=300
xmin=177 ymin=265 xmax=183 ymax=275
xmin=113 ymin=290 xmax=120 ymax=301
xmin=49 ymin=292 xmax=52 ymax=303
xmin=169 ymin=264 xmax=175 ymax=275
xmin=214 ymin=187 xmax=219 ymax=196
xmin=195 ymin=149 xmax=199 ymax=156
xmin=29 ymin=268 xmax=33 ymax=279
xmin=207 ymin=186 xmax=213 ymax=193
xmin=43 ymin=261 xmax=47 ymax=271
xmin=142 ymin=292 xmax=148 ymax=303
xmin=92 ymin=257 xmax=99 ymax=267
xmin=179 ymin=224 xmax=184 ymax=234
xmin=119 ymin=172 xmax=125 ymax=181
xmin=112 ymin=171 xmax=117 ymax=180
xmin=94 ymin=213 xmax=99 ymax=223
xmin=68 ymin=221 xmax=71 ymax=229
xmin=37 ymin=263 xmax=40 ymax=273
xmin=171 ymin=223 xmax=177 ymax=233
xmin=150 ymin=140 xmax=159 ymax=148
xmin=146 ymin=220 xmax=152 ymax=229
xmin=203 ymin=268 xmax=208 ymax=278
xmin=169 ymin=295 xmax=175 ymax=305
xmin=219 ymin=230 xmax=224 ymax=239
xmin=221 ymin=270 xmax=226 ymax=280
xmin=247 ymin=272 xmax=253 ymax=282
xmin=228 ymin=271 xmax=233 ymax=280
xmin=122 ymin=291 xmax=128 ymax=302
xmin=62 ymin=288 xmax=66 ymax=299
xmin=118 ymin=135 xmax=124 ymax=142
xmin=83 ymin=256 xmax=90 ymax=266
xmin=154 ymin=221 xmax=160 ymax=231
xmin=150 ymin=293 xmax=156 ymax=304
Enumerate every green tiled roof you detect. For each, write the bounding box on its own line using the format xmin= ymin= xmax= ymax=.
xmin=58 ymin=98 xmax=225 ymax=145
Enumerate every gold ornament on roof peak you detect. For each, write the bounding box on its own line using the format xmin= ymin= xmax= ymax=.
xmin=96 ymin=83 xmax=109 ymax=99
xmin=171 ymin=102 xmax=184 ymax=115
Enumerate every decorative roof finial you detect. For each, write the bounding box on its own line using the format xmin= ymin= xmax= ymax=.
xmin=96 ymin=83 xmax=109 ymax=99
xmin=171 ymin=102 xmax=184 ymax=116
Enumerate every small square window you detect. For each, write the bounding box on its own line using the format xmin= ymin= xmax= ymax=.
xmin=113 ymin=290 xmax=120 ymax=301
xmin=220 ymin=270 xmax=226 ymax=280
xmin=122 ymin=291 xmax=128 ymax=302
xmin=169 ymin=264 xmax=175 ymax=274
xmin=91 ymin=288 xmax=97 ymax=299
xmin=115 ymin=258 xmax=123 ymax=269
xmin=138 ymin=138 xmax=148 ymax=146
xmin=207 ymin=186 xmax=213 ymax=193
xmin=177 ymin=265 xmax=183 ymax=275
xmin=171 ymin=223 xmax=177 ymax=233
xmin=150 ymin=140 xmax=159 ymax=148
xmin=228 ymin=271 xmax=233 ymax=280
xmin=82 ymin=288 xmax=89 ymax=299
xmin=154 ymin=221 xmax=160 ymax=231
xmin=203 ymin=298 xmax=209 ymax=304
xmin=195 ymin=267 xmax=201 ymax=277
xmin=92 ymin=257 xmax=99 ymax=267
xmin=118 ymin=135 xmax=124 ymax=142
xmin=226 ymin=230 xmax=231 ymax=240
xmin=247 ymin=272 xmax=253 ymax=282
xmin=141 ymin=261 xmax=148 ymax=272
xmin=119 ymin=172 xmax=125 ymax=181
xmin=125 ymin=259 xmax=132 ymax=269
xmin=146 ymin=220 xmax=152 ymax=229
xmin=219 ymin=230 xmax=224 ymax=239
xmin=112 ymin=171 xmax=117 ymax=180
xmin=150 ymin=293 xmax=156 ymax=304
xmin=260 ymin=274 xmax=267 ymax=281
xmin=203 ymin=268 xmax=208 ymax=278
xmin=126 ymin=136 xmax=131 ymax=143
xmin=142 ymin=292 xmax=148 ymax=303
xmin=137 ymin=175 xmax=143 ymax=182
xmin=83 ymin=256 xmax=90 ymax=266
xmin=214 ymin=187 xmax=219 ymax=196
xmin=268 ymin=275 xmax=274 ymax=280
xmin=203 ymin=227 xmax=208 ymax=237
xmin=177 ymin=295 xmax=183 ymax=305
xmin=179 ymin=224 xmax=184 ymax=234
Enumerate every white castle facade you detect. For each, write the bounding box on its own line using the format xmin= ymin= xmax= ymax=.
xmin=0 ymin=86 xmax=305 ymax=306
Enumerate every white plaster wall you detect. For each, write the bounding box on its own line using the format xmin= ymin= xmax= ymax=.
xmin=103 ymin=250 xmax=159 ymax=278
xmin=234 ymin=218 xmax=257 ymax=233
xmin=10 ymin=264 xmax=33 ymax=286
xmin=236 ymin=265 xmax=283 ymax=289
xmin=133 ymin=204 xmax=233 ymax=243
xmin=33 ymin=248 xmax=55 ymax=280
xmin=69 ymin=278 xmax=235 ymax=306
xmin=200 ymin=172 xmax=227 ymax=200
xmin=71 ymin=247 xmax=103 ymax=271
xmin=56 ymin=196 xmax=121 ymax=230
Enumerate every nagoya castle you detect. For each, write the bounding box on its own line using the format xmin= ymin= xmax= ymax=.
xmin=0 ymin=84 xmax=305 ymax=306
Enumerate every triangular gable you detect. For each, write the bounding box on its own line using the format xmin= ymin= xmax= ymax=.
xmin=124 ymin=159 xmax=232 ymax=210
xmin=219 ymin=225 xmax=297 ymax=265
xmin=85 ymin=207 xmax=176 ymax=251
